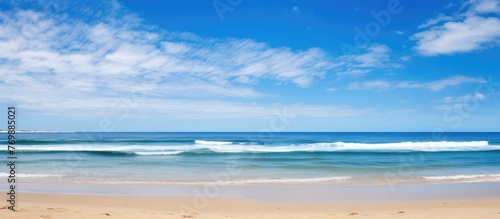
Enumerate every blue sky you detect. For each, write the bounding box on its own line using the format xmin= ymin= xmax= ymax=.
xmin=0 ymin=0 xmax=499 ymax=131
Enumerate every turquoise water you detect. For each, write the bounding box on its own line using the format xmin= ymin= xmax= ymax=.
xmin=1 ymin=132 xmax=500 ymax=185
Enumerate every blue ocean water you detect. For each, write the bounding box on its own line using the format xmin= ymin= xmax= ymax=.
xmin=1 ymin=132 xmax=500 ymax=185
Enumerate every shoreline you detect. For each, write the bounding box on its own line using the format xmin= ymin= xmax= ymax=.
xmin=2 ymin=182 xmax=500 ymax=218
xmin=2 ymin=193 xmax=500 ymax=218
xmin=7 ymin=173 xmax=500 ymax=186
xmin=3 ymin=181 xmax=500 ymax=202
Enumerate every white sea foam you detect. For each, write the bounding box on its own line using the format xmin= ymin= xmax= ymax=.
xmin=0 ymin=172 xmax=61 ymax=178
xmin=12 ymin=141 xmax=498 ymax=153
xmin=92 ymin=176 xmax=352 ymax=185
xmin=229 ymin=176 xmax=351 ymax=184
xmin=134 ymin=151 xmax=183 ymax=156
xmin=195 ymin=140 xmax=233 ymax=145
xmin=156 ymin=177 xmax=353 ymax=185
xmin=17 ymin=145 xmax=190 ymax=152
xmin=310 ymin=141 xmax=492 ymax=151
xmin=191 ymin=141 xmax=495 ymax=153
xmin=423 ymin=174 xmax=500 ymax=181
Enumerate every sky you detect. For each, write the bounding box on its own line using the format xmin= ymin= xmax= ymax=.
xmin=0 ymin=0 xmax=499 ymax=132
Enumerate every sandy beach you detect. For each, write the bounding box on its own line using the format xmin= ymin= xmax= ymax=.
xmin=2 ymin=182 xmax=500 ymax=218
xmin=2 ymin=193 xmax=500 ymax=219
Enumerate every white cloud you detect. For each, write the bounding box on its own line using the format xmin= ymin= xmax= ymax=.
xmin=347 ymin=76 xmax=486 ymax=91
xmin=348 ymin=80 xmax=392 ymax=90
xmin=336 ymin=44 xmax=400 ymax=76
xmin=476 ymin=92 xmax=486 ymax=100
xmin=0 ymin=7 xmax=337 ymax=90
xmin=351 ymin=45 xmax=391 ymax=67
xmin=445 ymin=3 xmax=456 ymax=9
xmin=435 ymin=92 xmax=488 ymax=111
xmin=0 ymin=90 xmax=372 ymax=118
xmin=440 ymin=92 xmax=487 ymax=103
xmin=336 ymin=69 xmax=371 ymax=76
xmin=413 ymin=0 xmax=500 ymax=55
xmin=469 ymin=0 xmax=500 ymax=14
xmin=395 ymin=31 xmax=404 ymax=35
xmin=162 ymin=42 xmax=190 ymax=54
xmin=418 ymin=14 xmax=454 ymax=28
xmin=400 ymin=56 xmax=411 ymax=61
xmin=422 ymin=76 xmax=487 ymax=91
xmin=0 ymin=2 xmax=378 ymax=119
xmin=435 ymin=104 xmax=465 ymax=111
xmin=413 ymin=16 xmax=500 ymax=55
xmin=443 ymin=97 xmax=454 ymax=102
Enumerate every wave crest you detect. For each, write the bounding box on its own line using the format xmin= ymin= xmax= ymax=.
xmin=195 ymin=140 xmax=233 ymax=145
xmin=8 ymin=141 xmax=499 ymax=155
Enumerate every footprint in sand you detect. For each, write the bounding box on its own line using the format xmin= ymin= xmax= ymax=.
xmin=47 ymin=208 xmax=67 ymax=212
xmin=161 ymin=212 xmax=174 ymax=215
xmin=182 ymin=212 xmax=199 ymax=218
xmin=0 ymin=206 xmax=25 ymax=211
xmin=349 ymin=212 xmax=359 ymax=216
xmin=398 ymin=211 xmax=405 ymax=214
xmin=102 ymin=213 xmax=111 ymax=216
xmin=40 ymin=215 xmax=52 ymax=219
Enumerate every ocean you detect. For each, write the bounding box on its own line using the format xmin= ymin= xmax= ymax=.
xmin=1 ymin=132 xmax=500 ymax=185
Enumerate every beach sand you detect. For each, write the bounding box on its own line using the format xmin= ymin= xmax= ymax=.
xmin=2 ymin=193 xmax=500 ymax=219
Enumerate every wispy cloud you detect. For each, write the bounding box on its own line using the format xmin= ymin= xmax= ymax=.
xmin=347 ymin=76 xmax=486 ymax=91
xmin=0 ymin=5 xmax=335 ymax=89
xmin=420 ymin=76 xmax=487 ymax=91
xmin=468 ymin=0 xmax=500 ymax=14
xmin=412 ymin=0 xmax=500 ymax=56
xmin=1 ymin=92 xmax=373 ymax=119
xmin=435 ymin=92 xmax=488 ymax=111
xmin=0 ymin=1 xmax=378 ymax=119
xmin=348 ymin=80 xmax=392 ymax=90
xmin=418 ymin=13 xmax=454 ymax=28
xmin=440 ymin=93 xmax=486 ymax=103
xmin=400 ymin=56 xmax=411 ymax=61
xmin=445 ymin=2 xmax=456 ymax=9
xmin=336 ymin=44 xmax=400 ymax=76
